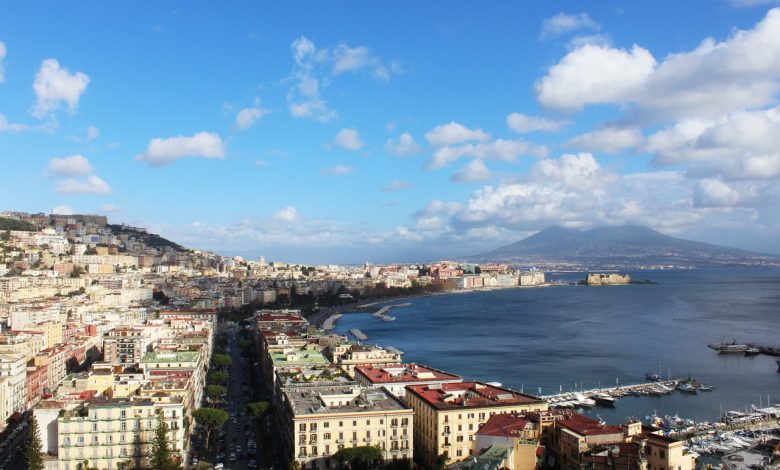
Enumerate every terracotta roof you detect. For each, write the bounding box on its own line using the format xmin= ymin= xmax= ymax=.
xmin=477 ymin=413 xmax=533 ymax=437
xmin=406 ymin=382 xmax=545 ymax=410
xmin=355 ymin=363 xmax=461 ymax=384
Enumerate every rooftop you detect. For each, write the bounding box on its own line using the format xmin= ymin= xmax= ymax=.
xmin=139 ymin=351 xmax=200 ymax=363
xmin=406 ymin=382 xmax=545 ymax=410
xmin=270 ymin=349 xmax=329 ymax=367
xmin=285 ymin=385 xmax=410 ymax=417
xmin=355 ymin=363 xmax=461 ymax=384
xmin=477 ymin=413 xmax=534 ymax=438
xmin=557 ymin=413 xmax=623 ymax=437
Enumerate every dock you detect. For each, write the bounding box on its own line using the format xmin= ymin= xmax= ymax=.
xmin=322 ymin=313 xmax=342 ymax=330
xmin=541 ymin=379 xmax=712 ymax=408
xmin=349 ymin=328 xmax=368 ymax=341
xmin=707 ymin=342 xmax=780 ymax=357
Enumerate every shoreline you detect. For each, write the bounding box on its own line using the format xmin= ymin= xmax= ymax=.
xmin=314 ymin=282 xmax=559 ymax=329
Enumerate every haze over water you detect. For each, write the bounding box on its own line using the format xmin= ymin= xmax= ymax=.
xmin=335 ymin=268 xmax=780 ymax=424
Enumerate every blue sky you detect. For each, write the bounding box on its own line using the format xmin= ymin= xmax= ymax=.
xmin=2 ymin=1 xmax=780 ymax=263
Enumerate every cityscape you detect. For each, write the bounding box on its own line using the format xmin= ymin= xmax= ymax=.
xmin=2 ymin=3 xmax=780 ymax=470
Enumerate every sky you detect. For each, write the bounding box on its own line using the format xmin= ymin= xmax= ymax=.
xmin=2 ymin=1 xmax=780 ymax=264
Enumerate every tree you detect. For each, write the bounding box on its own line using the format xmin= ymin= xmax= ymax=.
xmin=206 ymin=384 xmax=227 ymax=402
xmin=208 ymin=371 xmax=229 ymax=385
xmin=333 ymin=446 xmax=383 ymax=470
xmin=24 ymin=415 xmax=45 ymax=470
xmin=150 ymin=412 xmax=180 ymax=470
xmin=213 ymin=354 xmax=232 ymax=369
xmin=245 ymin=401 xmax=269 ymax=421
xmin=289 ymin=460 xmax=302 ymax=470
xmin=192 ymin=408 xmax=228 ymax=450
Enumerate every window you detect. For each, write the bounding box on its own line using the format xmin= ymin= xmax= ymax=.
xmin=120 ymin=410 xmax=126 ymax=419
xmin=299 ymin=435 xmax=306 ymax=444
xmin=92 ymin=423 xmax=98 ymax=432
xmin=352 ymin=420 xmax=357 ymax=426
xmin=324 ymin=422 xmax=329 ymax=428
xmin=92 ymin=436 xmax=98 ymax=444
xmin=311 ymin=446 xmax=318 ymax=456
xmin=324 ymin=433 xmax=331 ymax=440
xmin=660 ymin=450 xmax=665 ymax=459
xmin=456 ymin=450 xmax=462 ymax=457
xmin=300 ymin=423 xmax=306 ymax=432
xmin=299 ymin=447 xmax=307 ymax=457
xmin=310 ymin=423 xmax=317 ymax=432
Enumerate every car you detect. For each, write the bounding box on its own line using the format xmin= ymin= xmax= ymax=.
xmin=230 ymin=453 xmax=237 ymax=462
xmin=214 ymin=464 xmax=224 ymax=470
xmin=247 ymin=460 xmax=258 ymax=469
xmin=216 ymin=452 xmax=226 ymax=460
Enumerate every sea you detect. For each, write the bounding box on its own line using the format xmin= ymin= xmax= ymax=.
xmin=334 ymin=268 xmax=780 ymax=424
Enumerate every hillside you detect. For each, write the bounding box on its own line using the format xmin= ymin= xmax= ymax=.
xmin=469 ymin=225 xmax=779 ymax=268
xmin=106 ymin=224 xmax=186 ymax=252
xmin=0 ymin=217 xmax=37 ymax=232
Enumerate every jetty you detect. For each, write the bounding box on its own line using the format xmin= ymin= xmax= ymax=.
xmin=349 ymin=328 xmax=368 ymax=341
xmin=322 ymin=313 xmax=342 ymax=330
xmin=707 ymin=342 xmax=780 ymax=357
xmin=542 ymin=379 xmax=713 ymax=408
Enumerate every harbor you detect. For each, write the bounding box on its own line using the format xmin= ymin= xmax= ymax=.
xmin=708 ymin=340 xmax=780 ymax=357
xmin=542 ymin=378 xmax=715 ymax=409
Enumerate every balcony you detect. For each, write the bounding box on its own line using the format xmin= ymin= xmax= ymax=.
xmin=363 ymin=437 xmax=372 ymax=443
xmin=390 ymin=435 xmax=399 ymax=441
xmin=336 ymin=439 xmax=345 ymax=444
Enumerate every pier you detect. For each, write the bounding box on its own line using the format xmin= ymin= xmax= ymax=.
xmin=541 ymin=379 xmax=712 ymax=408
xmin=321 ymin=313 xmax=342 ymax=330
xmin=707 ymin=342 xmax=780 ymax=357
xmin=348 ymin=328 xmax=368 ymax=341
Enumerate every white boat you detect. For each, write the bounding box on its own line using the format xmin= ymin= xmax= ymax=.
xmin=593 ymin=392 xmax=616 ymax=406
xmin=573 ymin=393 xmax=596 ymax=407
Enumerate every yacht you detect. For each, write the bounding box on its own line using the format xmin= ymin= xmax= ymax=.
xmin=744 ymin=347 xmax=760 ymax=356
xmin=573 ymin=393 xmax=596 ymax=407
xmin=676 ymin=382 xmax=697 ymax=394
xmin=592 ymin=393 xmax=616 ymax=406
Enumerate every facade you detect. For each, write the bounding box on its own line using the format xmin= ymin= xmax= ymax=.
xmin=280 ymin=385 xmax=413 ymax=470
xmin=405 ymin=382 xmax=548 ymax=467
xmin=57 ymin=396 xmax=185 ymax=470
xmin=102 ymin=327 xmax=153 ymax=365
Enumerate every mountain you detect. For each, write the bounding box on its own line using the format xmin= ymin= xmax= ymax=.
xmin=469 ymin=225 xmax=779 ymax=268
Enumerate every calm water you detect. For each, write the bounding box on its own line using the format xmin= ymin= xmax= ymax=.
xmin=335 ymin=268 xmax=780 ymax=424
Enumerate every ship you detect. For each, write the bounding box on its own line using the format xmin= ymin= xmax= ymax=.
xmin=676 ymin=382 xmax=697 ymax=394
xmin=708 ymin=339 xmax=749 ymax=354
xmin=744 ymin=347 xmax=760 ymax=356
xmin=592 ymin=393 xmax=616 ymax=406
xmin=776 ymin=358 xmax=780 ymax=372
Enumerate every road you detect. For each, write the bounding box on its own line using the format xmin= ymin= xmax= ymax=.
xmin=0 ymin=412 xmax=30 ymax=470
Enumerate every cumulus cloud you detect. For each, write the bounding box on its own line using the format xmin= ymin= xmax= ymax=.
xmin=0 ymin=41 xmax=6 ymax=83
xmin=51 ymin=204 xmax=74 ymax=215
xmin=0 ymin=114 xmax=31 ymax=132
xmin=540 ymin=12 xmax=600 ymax=40
xmin=332 ymin=128 xmax=364 ymax=151
xmin=427 ymin=139 xmax=548 ymax=170
xmin=425 ymin=122 xmax=490 ymax=147
xmin=55 ymin=175 xmax=111 ymax=195
xmin=47 ymin=155 xmax=94 ymax=177
xmin=135 ymin=132 xmax=225 ymax=166
xmin=566 ymin=127 xmax=645 ymax=153
xmin=506 ymin=112 xmax=567 ymax=133
xmin=287 ymin=36 xmax=398 ymax=122
xmin=321 ymin=164 xmax=354 ymax=176
xmin=694 ymin=179 xmax=758 ymax=208
xmin=451 ymin=159 xmax=492 ymax=183
xmin=382 ymin=180 xmax=415 ymax=192
xmin=385 ymin=132 xmax=422 ymax=156
xmin=31 ymin=59 xmax=90 ymax=117
xmin=236 ymin=99 xmax=269 ymax=129
xmin=537 ymin=8 xmax=780 ymax=118
xmin=272 ymin=206 xmax=300 ymax=223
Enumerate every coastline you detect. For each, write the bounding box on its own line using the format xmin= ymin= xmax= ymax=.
xmin=314 ymin=282 xmax=559 ymax=329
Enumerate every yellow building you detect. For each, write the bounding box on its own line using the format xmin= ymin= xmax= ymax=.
xmin=643 ymin=433 xmax=696 ymax=470
xmin=405 ymin=382 xmax=547 ymax=468
xmin=57 ymin=396 xmax=185 ymax=470
xmin=281 ymin=385 xmax=414 ymax=470
xmin=328 ymin=344 xmax=402 ymax=377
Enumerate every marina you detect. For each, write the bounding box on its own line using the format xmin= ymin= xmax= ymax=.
xmin=708 ymin=341 xmax=780 ymax=357
xmin=542 ymin=378 xmax=714 ymax=409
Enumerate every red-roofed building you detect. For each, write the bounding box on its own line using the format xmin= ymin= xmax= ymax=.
xmin=354 ymin=363 xmax=462 ymax=400
xmin=473 ymin=413 xmax=540 ymax=470
xmin=405 ymin=382 xmax=547 ymax=467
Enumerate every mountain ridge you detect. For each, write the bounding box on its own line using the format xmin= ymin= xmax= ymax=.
xmin=468 ymin=225 xmax=778 ymax=268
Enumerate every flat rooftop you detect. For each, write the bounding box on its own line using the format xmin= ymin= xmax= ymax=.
xmin=355 ymin=363 xmax=461 ymax=384
xmin=406 ymin=382 xmax=546 ymax=410
xmin=285 ymin=385 xmax=410 ymax=417
xmin=140 ymin=351 xmax=200 ymax=363
xmin=270 ymin=349 xmax=329 ymax=367
xmin=557 ymin=413 xmax=623 ymax=436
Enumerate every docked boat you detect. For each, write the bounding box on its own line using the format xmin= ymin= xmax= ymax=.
xmin=744 ymin=347 xmax=760 ymax=356
xmin=645 ymin=371 xmax=661 ymax=381
xmin=592 ymin=393 xmax=616 ymax=406
xmin=573 ymin=393 xmax=596 ymax=407
xmin=676 ymin=382 xmax=697 ymax=394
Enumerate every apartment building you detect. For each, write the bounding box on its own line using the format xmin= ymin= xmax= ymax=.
xmin=405 ymin=382 xmax=548 ymax=467
xmin=280 ymin=385 xmax=413 ymax=470
xmin=57 ymin=396 xmax=185 ymax=470
xmin=353 ymin=363 xmax=462 ymax=400
xmin=102 ymin=327 xmax=153 ymax=365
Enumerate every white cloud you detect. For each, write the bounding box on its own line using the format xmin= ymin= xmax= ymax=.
xmin=322 ymin=164 xmax=354 ymax=176
xmin=537 ymin=8 xmax=780 ymax=118
xmin=382 ymin=180 xmax=415 ymax=192
xmin=332 ymin=43 xmax=393 ymax=80
xmin=506 ymin=113 xmax=567 ymax=133
xmin=272 ymin=206 xmax=300 ymax=223
xmin=0 ymin=41 xmax=6 ymax=83
xmin=31 ymin=59 xmax=90 ymax=117
xmin=694 ymin=179 xmax=758 ymax=208
xmin=451 ymin=159 xmax=492 ymax=183
xmin=426 ymin=139 xmax=549 ymax=170
xmin=100 ymin=204 xmax=123 ymax=214
xmin=385 ymin=132 xmax=422 ymax=156
xmin=236 ymin=99 xmax=269 ymax=129
xmin=536 ymin=44 xmax=656 ymax=112
xmin=566 ymin=127 xmax=645 ymax=153
xmin=51 ymin=204 xmax=74 ymax=215
xmin=55 ymin=175 xmax=111 ymax=195
xmin=332 ymin=128 xmax=364 ymax=151
xmin=86 ymin=125 xmax=99 ymax=141
xmin=135 ymin=132 xmax=225 ymax=166
xmin=47 ymin=155 xmax=94 ymax=177
xmin=425 ymin=122 xmax=491 ymax=147
xmin=0 ymin=114 xmax=31 ymax=132
xmin=540 ymin=12 xmax=600 ymax=40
